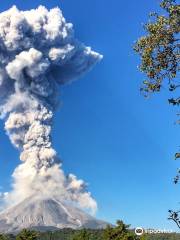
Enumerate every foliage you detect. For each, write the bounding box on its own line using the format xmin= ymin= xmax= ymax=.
xmin=16 ymin=229 xmax=39 ymax=240
xmin=134 ymin=0 xmax=180 ymax=124
xmin=38 ymin=228 xmax=103 ymax=240
xmin=1 ymin=227 xmax=180 ymax=240
xmin=134 ymin=0 xmax=179 ymax=97
xmin=0 ymin=234 xmax=10 ymax=240
xmin=134 ymin=0 xmax=180 ymax=160
xmin=141 ymin=233 xmax=180 ymax=240
xmin=71 ymin=229 xmax=91 ymax=240
xmin=134 ymin=0 xmax=180 ymax=228
xmin=168 ymin=209 xmax=180 ymax=228
xmin=37 ymin=228 xmax=75 ymax=240
xmin=103 ymin=220 xmax=137 ymax=240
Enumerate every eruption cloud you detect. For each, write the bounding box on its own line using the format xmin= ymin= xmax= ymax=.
xmin=0 ymin=6 xmax=102 ymax=214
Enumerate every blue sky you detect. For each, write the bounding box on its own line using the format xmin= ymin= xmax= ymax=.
xmin=0 ymin=0 xmax=180 ymax=231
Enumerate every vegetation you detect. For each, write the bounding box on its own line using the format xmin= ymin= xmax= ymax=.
xmin=103 ymin=220 xmax=137 ymax=240
xmin=134 ymin=0 xmax=180 ymax=228
xmin=71 ymin=229 xmax=91 ymax=240
xmin=134 ymin=0 xmax=179 ymax=101
xmin=141 ymin=233 xmax=180 ymax=240
xmin=0 ymin=229 xmax=179 ymax=239
xmin=134 ymin=0 xmax=180 ymax=159
xmin=0 ymin=233 xmax=11 ymax=240
xmin=0 ymin=220 xmax=180 ymax=240
xmin=16 ymin=229 xmax=39 ymax=240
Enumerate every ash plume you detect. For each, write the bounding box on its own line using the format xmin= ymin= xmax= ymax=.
xmin=0 ymin=6 xmax=102 ymax=214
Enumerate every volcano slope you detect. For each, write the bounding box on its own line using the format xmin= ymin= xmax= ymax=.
xmin=0 ymin=196 xmax=108 ymax=233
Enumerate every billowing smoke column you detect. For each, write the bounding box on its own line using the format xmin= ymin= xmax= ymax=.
xmin=0 ymin=6 xmax=102 ymax=214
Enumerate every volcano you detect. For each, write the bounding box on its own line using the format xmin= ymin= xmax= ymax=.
xmin=0 ymin=196 xmax=108 ymax=233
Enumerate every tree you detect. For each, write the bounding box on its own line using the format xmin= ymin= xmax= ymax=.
xmin=0 ymin=234 xmax=10 ymax=240
xmin=134 ymin=0 xmax=180 ymax=228
xmin=71 ymin=229 xmax=91 ymax=240
xmin=134 ymin=0 xmax=180 ymax=124
xmin=134 ymin=0 xmax=179 ymax=99
xmin=16 ymin=229 xmax=38 ymax=240
xmin=103 ymin=220 xmax=137 ymax=240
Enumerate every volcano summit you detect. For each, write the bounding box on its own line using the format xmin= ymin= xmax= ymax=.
xmin=0 ymin=196 xmax=108 ymax=233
